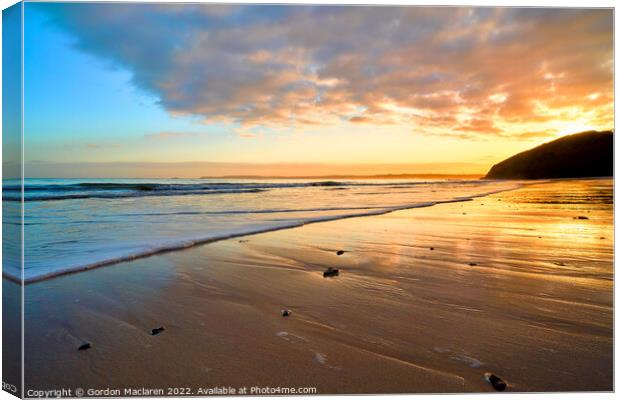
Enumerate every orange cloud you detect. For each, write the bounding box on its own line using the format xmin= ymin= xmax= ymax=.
xmin=45 ymin=5 xmax=613 ymax=140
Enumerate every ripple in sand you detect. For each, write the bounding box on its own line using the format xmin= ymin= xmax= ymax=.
xmin=315 ymin=352 xmax=327 ymax=364
xmin=451 ymin=354 xmax=483 ymax=368
xmin=314 ymin=352 xmax=343 ymax=371
xmin=433 ymin=346 xmax=450 ymax=353
xmin=275 ymin=331 xmax=307 ymax=344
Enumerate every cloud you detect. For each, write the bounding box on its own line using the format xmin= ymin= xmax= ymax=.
xmin=144 ymin=131 xmax=208 ymax=140
xmin=84 ymin=143 xmax=122 ymax=150
xmin=238 ymin=132 xmax=262 ymax=139
xmin=349 ymin=116 xmax=370 ymax=123
xmin=37 ymin=4 xmax=613 ymax=139
xmin=233 ymin=126 xmax=265 ymax=139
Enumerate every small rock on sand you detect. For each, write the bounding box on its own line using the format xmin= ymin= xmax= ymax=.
xmin=484 ymin=373 xmax=507 ymax=391
xmin=429 ymin=247 xmax=434 ymax=250
xmin=336 ymin=250 xmax=345 ymax=255
xmin=150 ymin=327 xmax=165 ymax=336
xmin=574 ymin=216 xmax=589 ymax=220
xmin=78 ymin=343 xmax=91 ymax=351
xmin=323 ymin=267 xmax=339 ymax=278
xmin=468 ymin=262 xmax=478 ymax=266
xmin=281 ymin=309 xmax=292 ymax=317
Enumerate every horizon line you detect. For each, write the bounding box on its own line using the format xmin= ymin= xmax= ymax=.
xmin=14 ymin=173 xmax=485 ymax=180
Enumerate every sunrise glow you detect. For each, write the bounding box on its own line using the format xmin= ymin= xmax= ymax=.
xmin=21 ymin=5 xmax=613 ymax=177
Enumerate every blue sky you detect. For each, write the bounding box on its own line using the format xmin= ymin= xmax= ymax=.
xmin=24 ymin=4 xmax=240 ymax=164
xmin=3 ymin=2 xmax=21 ymax=177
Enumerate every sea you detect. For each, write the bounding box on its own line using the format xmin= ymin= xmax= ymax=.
xmin=3 ymin=178 xmax=524 ymax=282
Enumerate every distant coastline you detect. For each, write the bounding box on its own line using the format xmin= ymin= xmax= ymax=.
xmin=14 ymin=173 xmax=485 ymax=180
xmin=197 ymin=173 xmax=484 ymax=180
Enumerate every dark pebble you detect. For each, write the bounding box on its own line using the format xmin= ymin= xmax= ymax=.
xmin=150 ymin=327 xmax=165 ymax=336
xmin=429 ymin=247 xmax=434 ymax=250
xmin=574 ymin=216 xmax=589 ymax=220
xmin=336 ymin=250 xmax=345 ymax=255
xmin=281 ymin=309 xmax=292 ymax=317
xmin=78 ymin=343 xmax=91 ymax=351
xmin=468 ymin=262 xmax=477 ymax=266
xmin=323 ymin=267 xmax=340 ymax=278
xmin=485 ymin=373 xmax=507 ymax=391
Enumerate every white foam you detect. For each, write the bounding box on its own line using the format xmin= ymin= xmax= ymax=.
xmin=6 ymin=179 xmax=525 ymax=284
xmin=451 ymin=354 xmax=483 ymax=368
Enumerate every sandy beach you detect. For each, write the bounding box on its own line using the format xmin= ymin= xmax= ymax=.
xmin=19 ymin=179 xmax=612 ymax=394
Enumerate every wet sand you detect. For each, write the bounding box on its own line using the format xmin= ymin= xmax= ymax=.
xmin=21 ymin=179 xmax=613 ymax=394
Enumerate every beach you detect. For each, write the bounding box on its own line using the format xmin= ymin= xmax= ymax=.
xmin=20 ymin=179 xmax=613 ymax=394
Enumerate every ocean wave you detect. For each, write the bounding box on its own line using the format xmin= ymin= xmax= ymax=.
xmin=5 ymin=180 xmax=355 ymax=192
xmin=8 ymin=201 xmax=436 ymax=284
xmin=5 ymin=182 xmax=523 ymax=284
xmin=3 ymin=188 xmax=268 ymax=202
xmin=114 ymin=205 xmax=388 ymax=217
xmin=3 ymin=179 xmax=493 ymax=202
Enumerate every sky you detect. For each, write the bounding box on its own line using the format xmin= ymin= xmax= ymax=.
xmin=18 ymin=4 xmax=613 ymax=177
